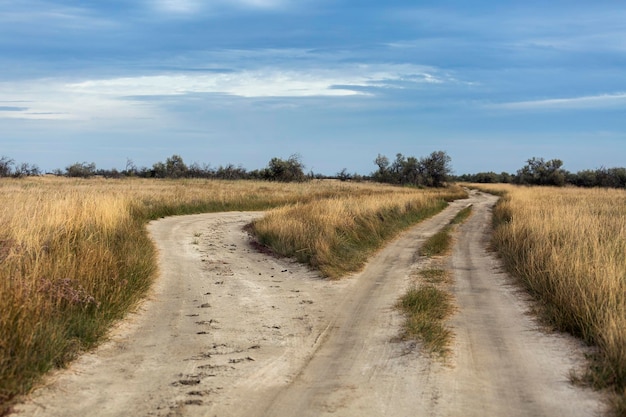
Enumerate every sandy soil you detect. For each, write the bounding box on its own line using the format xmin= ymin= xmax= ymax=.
xmin=15 ymin=191 xmax=605 ymax=417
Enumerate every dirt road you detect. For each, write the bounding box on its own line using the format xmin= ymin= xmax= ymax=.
xmin=16 ymin=191 xmax=604 ymax=416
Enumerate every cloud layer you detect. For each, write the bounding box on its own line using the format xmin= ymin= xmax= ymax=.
xmin=0 ymin=64 xmax=445 ymax=120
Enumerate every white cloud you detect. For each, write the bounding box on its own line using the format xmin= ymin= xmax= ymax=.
xmin=0 ymin=64 xmax=445 ymax=121
xmin=65 ymin=65 xmax=443 ymax=99
xmin=497 ymin=93 xmax=626 ymax=110
xmin=0 ymin=1 xmax=119 ymax=29
xmin=149 ymin=0 xmax=291 ymax=15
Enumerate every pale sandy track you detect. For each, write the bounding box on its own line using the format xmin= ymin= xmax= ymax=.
xmin=15 ymin=191 xmax=604 ymax=417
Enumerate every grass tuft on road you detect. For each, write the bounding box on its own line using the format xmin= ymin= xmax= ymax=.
xmin=419 ymin=204 xmax=473 ymax=257
xmin=398 ymin=285 xmax=454 ymax=356
xmin=399 ymin=204 xmax=472 ymax=359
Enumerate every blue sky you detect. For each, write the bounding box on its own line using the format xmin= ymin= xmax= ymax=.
xmin=1 ymin=0 xmax=625 ymax=175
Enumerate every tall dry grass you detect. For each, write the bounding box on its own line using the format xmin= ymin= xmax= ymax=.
xmin=0 ymin=177 xmax=464 ymax=411
xmin=252 ymin=186 xmax=466 ymax=277
xmin=474 ymin=184 xmax=626 ymax=414
xmin=0 ymin=182 xmax=152 ymax=408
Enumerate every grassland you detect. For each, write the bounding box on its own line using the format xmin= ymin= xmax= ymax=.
xmin=0 ymin=176 xmax=465 ymax=413
xmin=251 ymin=186 xmax=466 ymax=278
xmin=472 ymin=184 xmax=626 ymax=415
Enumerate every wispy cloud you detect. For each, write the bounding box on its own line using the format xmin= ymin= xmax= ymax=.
xmin=0 ymin=64 xmax=446 ymax=120
xmin=0 ymin=1 xmax=118 ymax=29
xmin=497 ymin=93 xmax=626 ymax=110
xmin=148 ymin=0 xmax=293 ymax=15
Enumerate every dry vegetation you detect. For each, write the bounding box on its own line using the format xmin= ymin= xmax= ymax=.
xmin=251 ymin=186 xmax=467 ymax=278
xmin=0 ymin=176 xmax=465 ymax=413
xmin=472 ymin=183 xmax=626 ymax=415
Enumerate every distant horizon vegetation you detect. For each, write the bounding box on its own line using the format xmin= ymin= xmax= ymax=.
xmin=1 ymin=152 xmax=625 ymax=189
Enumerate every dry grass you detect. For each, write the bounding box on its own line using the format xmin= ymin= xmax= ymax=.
xmin=251 ymin=186 xmax=467 ymax=277
xmin=472 ymin=183 xmax=626 ymax=415
xmin=0 ymin=176 xmax=465 ymax=411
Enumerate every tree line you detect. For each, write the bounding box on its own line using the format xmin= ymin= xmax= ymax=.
xmin=0 ymin=154 xmax=308 ymax=182
xmin=2 ymin=152 xmax=624 ymax=189
xmin=0 ymin=151 xmax=453 ymax=186
xmin=455 ymin=157 xmax=626 ymax=188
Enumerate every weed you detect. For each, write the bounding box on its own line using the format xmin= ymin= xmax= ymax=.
xmin=398 ymin=285 xmax=454 ymax=356
xmin=450 ymin=204 xmax=473 ymax=225
xmin=419 ymin=205 xmax=472 ymax=258
xmin=400 ymin=204 xmax=472 ymax=359
xmin=419 ymin=229 xmax=452 ymax=257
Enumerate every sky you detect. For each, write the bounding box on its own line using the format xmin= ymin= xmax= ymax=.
xmin=1 ymin=0 xmax=625 ymax=176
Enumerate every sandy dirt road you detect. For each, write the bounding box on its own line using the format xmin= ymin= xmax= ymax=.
xmin=16 ymin=191 xmax=604 ymax=416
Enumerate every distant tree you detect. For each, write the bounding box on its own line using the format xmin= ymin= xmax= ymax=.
xmin=419 ymin=151 xmax=453 ymax=187
xmin=500 ymin=172 xmax=513 ymax=183
xmin=570 ymin=169 xmax=597 ymax=187
xmin=96 ymin=168 xmax=122 ymax=178
xmin=13 ymin=162 xmax=41 ymax=178
xmin=0 ymin=156 xmax=14 ymax=177
xmin=596 ymin=167 xmax=626 ymax=188
xmin=371 ymin=150 xmax=452 ymax=187
xmin=215 ymin=164 xmax=248 ymax=180
xmin=66 ymin=162 xmax=96 ymax=178
xmin=264 ymin=154 xmax=306 ymax=182
xmin=165 ymin=154 xmax=188 ymax=178
xmin=372 ymin=154 xmax=391 ymax=183
xmin=402 ymin=156 xmax=421 ymax=185
xmin=151 ymin=161 xmax=167 ymax=178
xmin=337 ymin=168 xmax=352 ymax=181
xmin=187 ymin=162 xmax=211 ymax=178
xmin=514 ymin=157 xmax=565 ymax=186
xmin=123 ymin=158 xmax=138 ymax=177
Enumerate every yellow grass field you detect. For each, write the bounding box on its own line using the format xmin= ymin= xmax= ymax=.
xmin=473 ymin=184 xmax=626 ymax=414
xmin=0 ymin=176 xmax=465 ymax=412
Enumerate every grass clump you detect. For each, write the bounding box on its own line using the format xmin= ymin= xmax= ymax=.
xmin=399 ymin=204 xmax=473 ymax=359
xmin=398 ymin=285 xmax=454 ymax=356
xmin=419 ymin=204 xmax=473 ymax=257
xmin=450 ymin=204 xmax=473 ymax=225
xmin=419 ymin=230 xmax=452 ymax=257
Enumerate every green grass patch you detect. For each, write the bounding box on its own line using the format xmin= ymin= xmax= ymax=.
xmin=419 ymin=205 xmax=472 ymax=257
xmin=399 ymin=204 xmax=473 ymax=359
xmin=450 ymin=204 xmax=473 ymax=225
xmin=398 ymin=285 xmax=454 ymax=357
xmin=419 ymin=229 xmax=452 ymax=257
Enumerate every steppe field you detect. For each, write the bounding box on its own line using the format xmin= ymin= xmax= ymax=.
xmin=0 ymin=176 xmax=464 ymax=413
xmin=2 ymin=178 xmax=624 ymax=416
